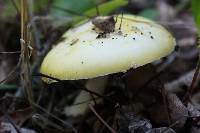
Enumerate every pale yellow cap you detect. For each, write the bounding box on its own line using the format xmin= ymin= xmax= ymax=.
xmin=40 ymin=14 xmax=176 ymax=82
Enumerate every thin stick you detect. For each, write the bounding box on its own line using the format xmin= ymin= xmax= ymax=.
xmin=20 ymin=0 xmax=33 ymax=103
xmin=34 ymin=73 xmax=118 ymax=105
xmin=183 ymin=58 xmax=200 ymax=103
xmin=1 ymin=107 xmax=21 ymax=133
xmin=27 ymin=0 xmax=41 ymax=52
xmin=10 ymin=0 xmax=20 ymax=15
xmin=31 ymin=102 xmax=78 ymax=133
xmin=4 ymin=114 xmax=21 ymax=133
xmin=88 ymin=104 xmax=116 ymax=133
xmin=0 ymin=60 xmax=20 ymax=84
xmin=0 ymin=51 xmax=21 ymax=54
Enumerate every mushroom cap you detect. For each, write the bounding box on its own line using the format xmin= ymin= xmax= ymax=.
xmin=40 ymin=14 xmax=176 ymax=82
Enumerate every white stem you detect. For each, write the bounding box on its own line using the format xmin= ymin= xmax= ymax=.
xmin=64 ymin=76 xmax=108 ymax=116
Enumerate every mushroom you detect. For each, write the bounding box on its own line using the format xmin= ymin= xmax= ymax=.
xmin=40 ymin=14 xmax=176 ymax=116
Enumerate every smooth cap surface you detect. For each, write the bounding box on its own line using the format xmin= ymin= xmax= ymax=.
xmin=40 ymin=14 xmax=176 ymax=82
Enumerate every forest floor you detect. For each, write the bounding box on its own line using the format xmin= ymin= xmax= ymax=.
xmin=0 ymin=0 xmax=199 ymax=133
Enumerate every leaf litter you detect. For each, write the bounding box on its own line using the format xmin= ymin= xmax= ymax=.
xmin=0 ymin=0 xmax=200 ymax=133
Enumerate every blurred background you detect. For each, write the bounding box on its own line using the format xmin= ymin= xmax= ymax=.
xmin=0 ymin=0 xmax=199 ymax=133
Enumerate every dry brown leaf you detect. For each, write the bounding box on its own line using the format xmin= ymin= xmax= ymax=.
xmin=149 ymin=93 xmax=188 ymax=131
xmin=166 ymin=93 xmax=188 ymax=130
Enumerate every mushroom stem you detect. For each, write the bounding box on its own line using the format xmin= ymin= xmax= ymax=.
xmin=64 ymin=76 xmax=109 ymax=116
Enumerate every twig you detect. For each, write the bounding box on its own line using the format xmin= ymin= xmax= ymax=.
xmin=0 ymin=58 xmax=21 ymax=84
xmin=20 ymin=0 xmax=34 ymax=104
xmin=162 ymin=118 xmax=186 ymax=133
xmin=1 ymin=108 xmax=22 ymax=133
xmin=27 ymin=0 xmax=41 ymax=52
xmin=31 ymin=102 xmax=78 ymax=133
xmin=183 ymin=58 xmax=200 ymax=103
xmin=4 ymin=114 xmax=21 ymax=133
xmin=0 ymin=53 xmax=21 ymax=84
xmin=33 ymin=73 xmax=118 ymax=105
xmin=88 ymin=104 xmax=116 ymax=133
xmin=0 ymin=51 xmax=21 ymax=54
xmin=32 ymin=114 xmax=66 ymax=132
xmin=10 ymin=0 xmax=20 ymax=15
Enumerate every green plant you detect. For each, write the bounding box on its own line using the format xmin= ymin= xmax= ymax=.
xmin=191 ymin=0 xmax=200 ymax=45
